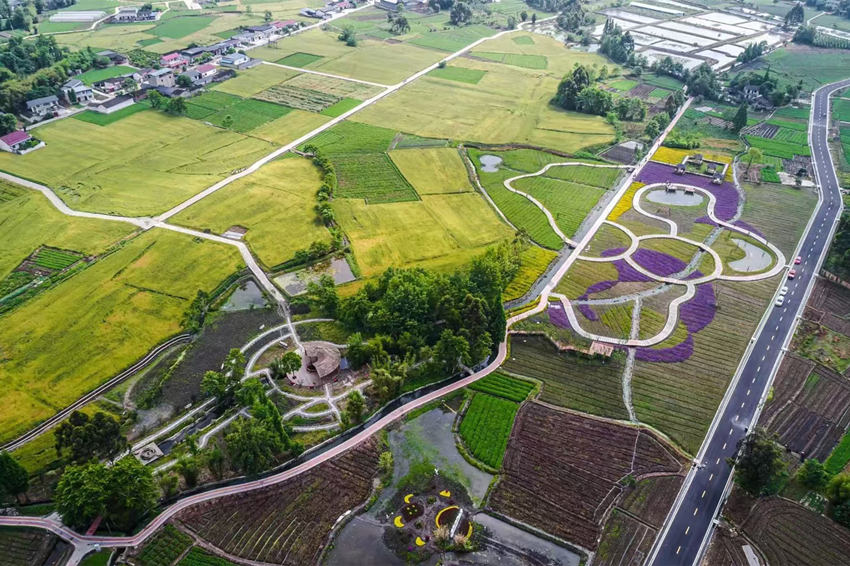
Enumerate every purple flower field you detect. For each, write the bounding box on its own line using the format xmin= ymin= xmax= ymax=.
xmin=695 ymin=216 xmax=718 ymax=228
xmin=579 ymin=303 xmax=599 ymax=321
xmin=636 ymin=334 xmax=694 ymax=363
xmin=548 ymin=303 xmax=571 ymax=329
xmin=638 ymin=162 xmax=738 ymax=221
xmin=679 ymin=281 xmax=716 ymax=333
xmin=632 ymin=248 xmax=687 ymax=277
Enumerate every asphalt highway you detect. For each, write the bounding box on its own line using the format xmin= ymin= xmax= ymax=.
xmin=647 ymin=78 xmax=850 ymax=566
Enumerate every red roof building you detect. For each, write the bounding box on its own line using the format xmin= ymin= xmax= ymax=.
xmin=0 ymin=130 xmax=33 ymax=152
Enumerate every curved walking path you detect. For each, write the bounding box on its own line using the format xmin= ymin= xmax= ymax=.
xmin=502 ymin=161 xmax=632 ymax=247
xmin=556 ymin=180 xmax=788 ymax=347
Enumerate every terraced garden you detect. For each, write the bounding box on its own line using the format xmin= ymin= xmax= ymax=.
xmin=176 ymin=437 xmax=379 ymax=564
xmin=490 ymin=402 xmax=685 ymax=550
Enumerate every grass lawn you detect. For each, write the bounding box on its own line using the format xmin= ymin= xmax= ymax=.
xmin=737 ymin=44 xmax=850 ymax=92
xmin=173 ymin=157 xmax=333 ymax=268
xmin=277 ymin=52 xmax=324 ymax=67
xmin=351 ymin=55 xmax=614 ymax=151
xmin=0 ymin=230 xmax=243 ymax=444
xmin=0 ymin=111 xmax=277 ymax=216
xmin=150 ymin=15 xmax=216 ymax=39
xmin=332 ymin=192 xmax=513 ymax=277
xmin=205 ymin=98 xmax=293 ymax=133
xmin=512 ymin=35 xmax=534 ymax=45
xmin=407 ymin=24 xmax=494 ymax=52
xmin=608 ymin=79 xmax=638 ymax=91
xmin=74 ymin=65 xmax=137 ymax=85
xmin=0 ymin=183 xmax=133 ymax=279
xmin=212 ymin=64 xmax=299 ymax=97
xmin=306 ymin=120 xmax=396 ymax=154
xmin=427 ymin=65 xmax=487 ymax=84
xmin=389 ymin=147 xmax=471 ymax=195
xmin=72 ymin=103 xmax=149 ymax=126
xmin=648 ymin=87 xmax=670 ymax=99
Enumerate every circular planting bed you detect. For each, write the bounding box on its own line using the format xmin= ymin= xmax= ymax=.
xmin=435 ymin=505 xmax=472 ymax=538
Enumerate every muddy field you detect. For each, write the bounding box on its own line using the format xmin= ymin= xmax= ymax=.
xmin=488 ymin=402 xmax=685 ymax=550
xmin=176 ymin=436 xmax=379 ymax=565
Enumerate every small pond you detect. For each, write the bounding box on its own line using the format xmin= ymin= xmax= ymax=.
xmin=729 ymin=238 xmax=772 ymax=272
xmin=273 ymin=257 xmax=356 ymax=296
xmin=646 ymin=189 xmax=704 ymax=207
xmin=479 ymin=154 xmax=503 ymax=173
xmin=221 ymin=280 xmax=267 ymax=311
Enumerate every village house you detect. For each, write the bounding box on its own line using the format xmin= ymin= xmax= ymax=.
xmin=0 ymin=130 xmax=37 ymax=153
xmin=111 ymin=5 xmax=155 ymax=22
xmin=180 ymin=40 xmax=238 ymax=62
xmin=147 ymin=68 xmax=175 ymax=88
xmin=96 ymin=49 xmax=129 ymax=65
xmin=220 ymin=52 xmax=250 ymax=69
xmin=196 ymin=63 xmax=217 ymax=80
xmin=88 ymin=94 xmax=135 ymax=114
xmin=25 ymin=95 xmax=59 ymax=118
xmin=61 ymin=78 xmax=94 ymax=103
xmin=272 ymin=19 xmax=299 ymax=33
xmin=160 ymin=52 xmax=188 ymax=69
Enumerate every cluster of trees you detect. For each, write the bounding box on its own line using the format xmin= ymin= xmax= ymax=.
xmin=733 ymin=429 xmax=850 ymax=529
xmin=55 ymin=411 xmax=126 ymax=463
xmin=554 ymin=63 xmax=645 ymax=120
xmin=647 ymin=56 xmax=722 ymax=101
xmin=825 ymin=212 xmax=850 ymax=280
xmin=729 ymin=69 xmax=801 ymax=107
xmin=338 ymin=25 xmax=357 ymax=46
xmin=0 ymin=451 xmax=28 ymax=503
xmin=199 ymin=349 xmax=301 ymax=475
xmin=306 ymin=240 xmax=524 ymax=402
xmin=525 ymin=0 xmax=569 ymax=11
xmin=736 ymin=41 xmax=767 ymax=64
xmin=645 ymin=90 xmax=685 ymax=141
xmin=56 ymin=457 xmax=157 ymax=531
xmin=555 ymin=0 xmax=592 ymax=32
xmin=147 ymin=90 xmax=188 ymax=115
xmin=784 ymin=2 xmax=805 ymax=27
xmin=449 ymin=1 xmax=472 ymax=25
xmin=0 ymin=37 xmax=107 ymax=114
xmin=794 ymin=24 xmax=850 ymax=49
xmin=387 ymin=13 xmax=410 ymax=34
xmin=599 ymin=20 xmax=634 ymax=64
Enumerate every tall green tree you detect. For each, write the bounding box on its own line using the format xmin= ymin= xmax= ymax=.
xmin=796 ymin=458 xmax=829 ymax=491
xmin=730 ymin=429 xmax=787 ymax=496
xmin=55 ymin=411 xmax=126 ymax=464
xmin=0 ymin=452 xmax=28 ymax=503
xmin=225 ymin=418 xmax=284 ymax=474
xmin=345 ymin=390 xmax=365 ymax=424
xmin=732 ymin=103 xmax=748 ymax=133
xmin=434 ymin=329 xmax=470 ymax=374
xmin=449 ymin=1 xmax=471 ymax=25
xmin=784 ymin=2 xmax=804 ymax=26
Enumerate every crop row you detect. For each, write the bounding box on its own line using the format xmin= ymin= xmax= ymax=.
xmin=744 ymin=135 xmax=811 ymax=159
xmin=135 ymin=524 xmax=193 ymax=566
xmin=333 ymin=152 xmax=419 ymax=203
xmin=503 ymin=335 xmax=629 ymax=420
xmin=544 ymin=164 xmax=622 ymax=189
xmin=468 ymin=371 xmax=535 ymax=402
xmin=761 ymin=166 xmax=781 ymax=183
xmin=177 ymin=437 xmax=379 ymax=565
xmin=513 ymin=176 xmax=606 ymax=239
xmin=254 ymin=84 xmax=339 ymax=112
xmin=459 ymin=393 xmax=519 ymax=468
xmin=177 ymin=547 xmax=236 ymax=565
xmin=32 ymin=247 xmax=82 ymax=270
xmin=282 ymin=72 xmax=382 ymax=99
xmin=489 ymin=402 xmax=683 ymax=550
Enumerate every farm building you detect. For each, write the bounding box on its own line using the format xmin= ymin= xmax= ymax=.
xmin=88 ymin=95 xmax=135 ymax=114
xmin=25 ymin=95 xmax=59 ymax=118
xmin=196 ymin=63 xmax=217 ymax=79
xmin=0 ymin=130 xmax=35 ymax=153
xmin=220 ymin=53 xmax=250 ymax=69
xmin=181 ymin=40 xmax=238 ymax=61
xmin=160 ymin=52 xmax=188 ymax=69
xmin=96 ymin=49 xmax=129 ymax=65
xmin=303 ymin=341 xmax=341 ymax=380
xmin=147 ymin=68 xmax=175 ymax=88
xmin=61 ymin=79 xmax=94 ymax=103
